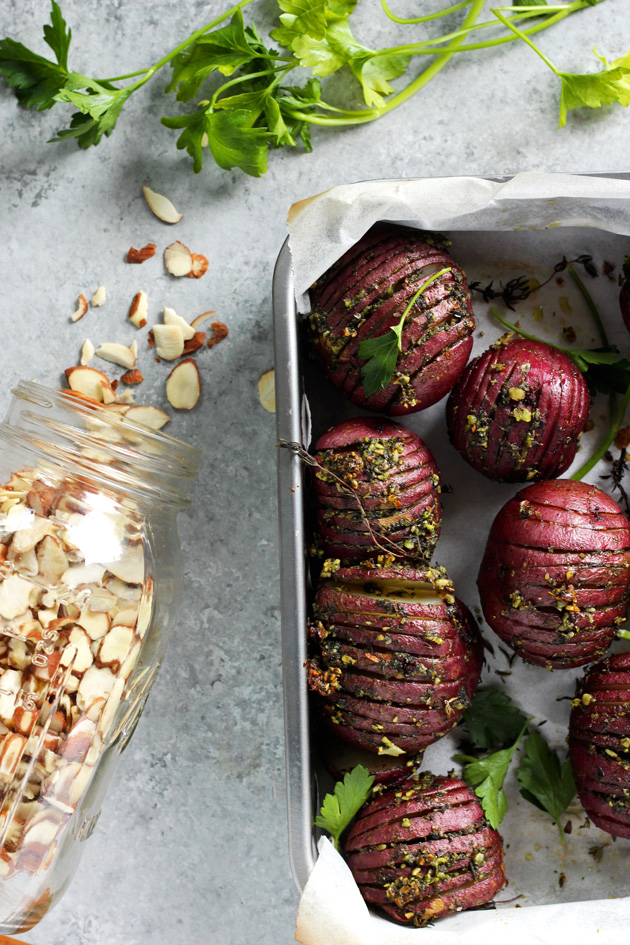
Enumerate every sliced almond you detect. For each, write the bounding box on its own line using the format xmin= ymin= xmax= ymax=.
xmin=126 ymin=243 xmax=156 ymax=264
xmin=164 ymin=241 xmax=193 ymax=277
xmin=207 ymin=321 xmax=228 ymax=349
xmin=70 ymin=295 xmax=88 ymax=323
xmin=65 ymin=366 xmax=117 ymax=404
xmin=115 ymin=388 xmax=136 ymax=405
xmin=183 ymin=331 xmax=206 ymax=355
xmin=36 ymin=535 xmax=69 ymax=582
xmin=77 ymin=609 xmax=110 ymax=641
xmin=0 ymin=575 xmax=33 ymax=620
xmin=120 ymin=369 xmax=144 ymax=385
xmin=163 ymin=307 xmax=195 ymax=340
xmin=165 ymin=359 xmax=201 ymax=410
xmin=190 ymin=311 xmax=216 ymax=330
xmin=80 ymin=339 xmax=95 ymax=366
xmin=128 ymin=291 xmax=148 ymax=329
xmin=153 ymin=324 xmax=184 ymax=360
xmin=90 ymin=286 xmax=106 ymax=308
xmin=190 ymin=254 xmax=208 ymax=279
xmin=258 ymin=368 xmax=276 ymax=413
xmin=98 ymin=625 xmax=134 ymax=671
xmin=95 ymin=341 xmax=138 ymax=370
xmin=142 ymin=186 xmax=183 ymax=224
xmin=124 ymin=405 xmax=171 ymax=431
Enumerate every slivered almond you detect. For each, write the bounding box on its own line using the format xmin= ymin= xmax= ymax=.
xmin=115 ymin=388 xmax=136 ymax=405
xmin=153 ymin=324 xmax=184 ymax=360
xmin=164 ymin=241 xmax=193 ymax=277
xmin=128 ymin=291 xmax=148 ymax=329
xmin=163 ymin=307 xmax=195 ymax=340
xmin=190 ymin=254 xmax=208 ymax=279
xmin=60 ymin=389 xmax=102 ymax=406
xmin=142 ymin=186 xmax=183 ymax=224
xmin=190 ymin=311 xmax=216 ymax=330
xmin=120 ymin=369 xmax=144 ymax=385
xmin=166 ymin=359 xmax=201 ymax=410
xmin=183 ymin=332 xmax=206 ymax=355
xmin=124 ymin=405 xmax=171 ymax=430
xmin=80 ymin=339 xmax=95 ymax=366
xmin=207 ymin=321 xmax=228 ymax=348
xmin=258 ymin=369 xmax=275 ymax=413
xmin=71 ymin=295 xmax=88 ymax=322
xmin=127 ymin=243 xmax=156 ymax=264
xmin=90 ymin=286 xmax=106 ymax=307
xmin=95 ymin=341 xmax=138 ymax=370
xmin=65 ymin=366 xmax=117 ymax=404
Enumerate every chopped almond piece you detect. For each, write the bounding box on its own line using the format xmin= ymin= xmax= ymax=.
xmin=147 ymin=330 xmax=155 ymax=348
xmin=60 ymin=389 xmax=102 ymax=406
xmin=71 ymin=295 xmax=88 ymax=323
xmin=127 ymin=243 xmax=156 ymax=264
xmin=163 ymin=307 xmax=195 ymax=340
xmin=207 ymin=321 xmax=228 ymax=348
xmin=80 ymin=339 xmax=95 ymax=366
xmin=258 ymin=369 xmax=275 ymax=413
xmin=95 ymin=341 xmax=138 ymax=370
xmin=65 ymin=366 xmax=117 ymax=404
xmin=128 ymin=291 xmax=148 ymax=329
xmin=190 ymin=311 xmax=216 ymax=330
xmin=124 ymin=405 xmax=170 ymax=430
xmin=115 ymin=389 xmax=136 ymax=405
xmin=153 ymin=324 xmax=184 ymax=360
xmin=166 ymin=359 xmax=201 ymax=410
xmin=164 ymin=241 xmax=193 ymax=277
xmin=182 ymin=332 xmax=206 ymax=355
xmin=189 ymin=254 xmax=209 ymax=279
xmin=120 ymin=369 xmax=144 ymax=385
xmin=90 ymin=286 xmax=106 ymax=307
xmin=142 ymin=186 xmax=183 ymax=224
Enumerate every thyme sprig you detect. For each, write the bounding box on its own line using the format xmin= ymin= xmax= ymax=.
xmin=470 ymin=254 xmax=596 ymax=310
xmin=600 ymin=447 xmax=630 ymax=516
xmin=277 ymin=439 xmax=405 ymax=558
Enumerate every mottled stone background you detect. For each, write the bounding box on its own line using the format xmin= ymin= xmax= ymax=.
xmin=1 ymin=1 xmax=629 ymax=942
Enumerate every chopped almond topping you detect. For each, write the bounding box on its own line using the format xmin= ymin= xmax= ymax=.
xmin=189 ymin=254 xmax=209 ymax=279
xmin=80 ymin=339 xmax=95 ymax=366
xmin=71 ymin=295 xmax=88 ymax=323
xmin=127 ymin=243 xmax=157 ymax=264
xmin=147 ymin=330 xmax=155 ymax=348
xmin=90 ymin=286 xmax=107 ymax=307
xmin=190 ymin=311 xmax=216 ymax=330
xmin=163 ymin=307 xmax=195 ymax=340
xmin=166 ymin=359 xmax=201 ymax=410
xmin=95 ymin=341 xmax=138 ymax=370
xmin=153 ymin=324 xmax=184 ymax=360
xmin=128 ymin=291 xmax=148 ymax=329
xmin=207 ymin=321 xmax=228 ymax=348
xmin=142 ymin=186 xmax=183 ymax=224
xmin=65 ymin=366 xmax=117 ymax=404
xmin=124 ymin=405 xmax=171 ymax=430
xmin=182 ymin=332 xmax=206 ymax=355
xmin=164 ymin=241 xmax=193 ymax=277
xmin=120 ymin=370 xmax=144 ymax=385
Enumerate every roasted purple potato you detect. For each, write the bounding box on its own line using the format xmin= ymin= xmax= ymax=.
xmin=569 ymin=652 xmax=630 ymax=838
xmin=446 ymin=337 xmax=590 ymax=482
xmin=308 ymin=560 xmax=483 ymax=756
xmin=313 ymin=417 xmax=441 ymax=562
xmin=308 ymin=226 xmax=475 ymax=415
xmin=477 ymin=480 xmax=630 ymax=669
xmin=344 ymin=772 xmax=506 ymax=926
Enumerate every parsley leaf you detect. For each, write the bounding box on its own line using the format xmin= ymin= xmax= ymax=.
xmin=558 ymin=51 xmax=630 ymax=128
xmin=463 ymin=687 xmax=530 ymax=751
xmin=162 ymin=106 xmax=272 ymax=176
xmin=0 ymin=0 xmax=71 ymax=111
xmin=52 ymin=74 xmax=130 ymax=147
xmin=455 ymin=719 xmax=529 ymax=829
xmin=314 ymin=764 xmax=374 ymax=850
xmin=359 ymin=267 xmax=452 ymax=397
xmin=516 ymin=729 xmax=576 ymax=844
xmin=350 ymin=51 xmax=411 ymax=108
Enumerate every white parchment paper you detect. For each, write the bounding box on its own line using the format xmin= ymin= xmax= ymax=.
xmin=286 ymin=173 xmax=630 ymax=944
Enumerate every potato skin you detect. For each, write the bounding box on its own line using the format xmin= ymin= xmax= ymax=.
xmin=446 ymin=337 xmax=590 ymax=482
xmin=344 ymin=773 xmax=506 ymax=926
xmin=308 ymin=559 xmax=483 ymax=756
xmin=477 ymin=480 xmax=630 ymax=669
xmin=569 ymin=653 xmax=630 ymax=838
xmin=308 ymin=226 xmax=475 ymax=415
xmin=313 ymin=417 xmax=441 ymax=562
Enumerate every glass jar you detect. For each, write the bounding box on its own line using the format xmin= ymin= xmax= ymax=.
xmin=0 ymin=381 xmax=200 ymax=933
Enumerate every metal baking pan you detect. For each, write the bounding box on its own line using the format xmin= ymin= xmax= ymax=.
xmin=273 ymin=175 xmax=630 ymax=899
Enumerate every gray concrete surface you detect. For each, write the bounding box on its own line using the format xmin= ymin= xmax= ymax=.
xmin=1 ymin=0 xmax=629 ymax=942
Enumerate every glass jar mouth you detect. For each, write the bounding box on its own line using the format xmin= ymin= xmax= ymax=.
xmin=7 ymin=381 xmax=202 ymax=508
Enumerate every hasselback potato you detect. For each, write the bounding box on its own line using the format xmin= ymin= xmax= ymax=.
xmin=308 ymin=226 xmax=475 ymax=415
xmin=446 ymin=337 xmax=590 ymax=482
xmin=477 ymin=480 xmax=630 ymax=669
xmin=312 ymin=417 xmax=441 ymax=562
xmin=344 ymin=773 xmax=506 ymax=926
xmin=308 ymin=559 xmax=483 ymax=756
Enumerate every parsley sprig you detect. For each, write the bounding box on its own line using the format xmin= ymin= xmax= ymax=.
xmin=314 ymin=764 xmax=374 ymax=850
xmin=517 ymin=729 xmax=576 ymax=844
xmin=0 ymin=0 xmax=618 ymax=178
xmin=358 ymin=267 xmax=452 ymax=397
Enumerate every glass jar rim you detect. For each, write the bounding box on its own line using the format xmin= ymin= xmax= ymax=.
xmin=6 ymin=381 xmax=202 ymax=508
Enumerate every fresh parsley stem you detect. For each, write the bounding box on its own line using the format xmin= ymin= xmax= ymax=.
xmin=397 ymin=267 xmax=453 ymax=335
xmin=490 ymin=307 xmax=570 ymax=355
xmin=211 ymin=64 xmax=295 ymax=107
xmin=380 ymin=0 xmax=474 ymax=26
xmin=568 ymin=265 xmax=609 ymax=348
xmin=98 ymin=69 xmax=153 ymax=82
xmin=491 ymin=7 xmax=560 ymax=74
xmin=570 ymin=385 xmax=630 ymax=481
xmin=617 ymin=627 xmax=630 ymax=641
